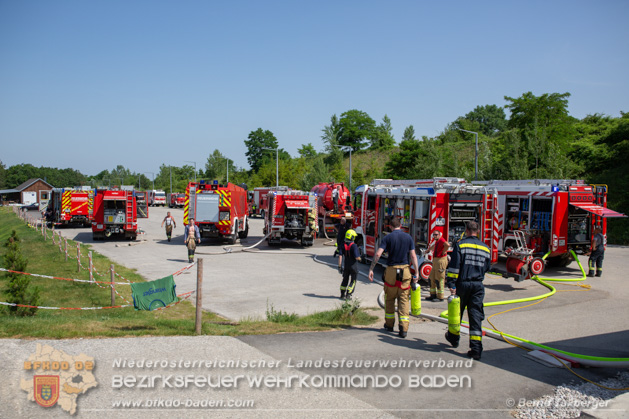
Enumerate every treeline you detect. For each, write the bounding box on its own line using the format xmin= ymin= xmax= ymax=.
xmin=1 ymin=91 xmax=627 ymax=242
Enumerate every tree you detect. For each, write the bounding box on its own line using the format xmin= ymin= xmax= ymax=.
xmin=205 ymin=149 xmax=236 ymax=183
xmin=298 ymin=143 xmax=317 ymax=159
xmin=0 ymin=160 xmax=6 ymax=189
xmin=463 ymin=104 xmax=507 ymax=136
xmin=245 ymin=128 xmax=279 ymax=172
xmin=338 ymin=110 xmax=376 ymax=152
xmin=3 ymin=230 xmax=40 ymax=316
xmin=402 ymin=125 xmax=416 ymax=142
xmin=321 ymin=114 xmax=340 ymax=151
xmin=370 ymin=114 xmax=396 ymax=150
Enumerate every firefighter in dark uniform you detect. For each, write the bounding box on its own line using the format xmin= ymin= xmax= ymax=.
xmin=445 ymin=221 xmax=491 ymax=360
xmin=587 ymin=227 xmax=605 ymax=277
xmin=339 ymin=229 xmax=361 ymax=299
xmin=368 ymin=217 xmax=419 ymax=338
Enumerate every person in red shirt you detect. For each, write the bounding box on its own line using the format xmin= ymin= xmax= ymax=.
xmin=426 ymin=230 xmax=450 ymax=301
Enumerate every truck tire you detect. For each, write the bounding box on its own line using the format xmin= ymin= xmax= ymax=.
xmin=229 ymin=221 xmax=238 ymax=244
xmin=547 ymin=254 xmax=573 ymax=268
xmin=238 ymin=221 xmax=249 ymax=239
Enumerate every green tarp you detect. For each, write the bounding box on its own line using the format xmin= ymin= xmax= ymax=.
xmin=131 ymin=275 xmax=177 ymax=311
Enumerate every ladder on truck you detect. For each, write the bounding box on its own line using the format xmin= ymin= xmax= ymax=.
xmin=125 ymin=192 xmax=134 ymax=231
xmin=482 ymin=191 xmax=498 ymax=261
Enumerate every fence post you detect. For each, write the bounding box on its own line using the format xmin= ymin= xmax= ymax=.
xmin=89 ymin=251 xmax=93 ymax=282
xmin=110 ymin=264 xmax=116 ymax=306
xmin=77 ymin=243 xmax=81 ymax=272
xmin=64 ymin=238 xmax=68 ymax=262
xmin=195 ymin=259 xmax=203 ymax=335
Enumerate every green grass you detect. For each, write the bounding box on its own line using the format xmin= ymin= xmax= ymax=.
xmin=0 ymin=207 xmax=378 ymax=338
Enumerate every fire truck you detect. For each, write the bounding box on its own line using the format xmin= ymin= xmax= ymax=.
xmin=91 ymin=189 xmax=138 ymax=240
xmin=184 ymin=181 xmax=249 ymax=244
xmin=352 ymin=178 xmax=500 ymax=280
xmin=473 ymin=179 xmax=626 ymax=273
xmin=263 ymin=189 xmax=315 ymax=246
xmin=250 ymin=186 xmax=289 ymax=217
xmin=167 ymin=193 xmax=186 ymax=208
xmin=149 ymin=190 xmax=166 ymax=206
xmin=310 ymin=182 xmax=353 ymax=236
xmin=45 ymin=188 xmax=94 ymax=227
xmin=135 ymin=191 xmax=149 ymax=218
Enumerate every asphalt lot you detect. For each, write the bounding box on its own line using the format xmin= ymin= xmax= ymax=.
xmin=3 ymin=207 xmax=627 ymax=418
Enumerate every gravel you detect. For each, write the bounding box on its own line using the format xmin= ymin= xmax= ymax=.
xmin=513 ymin=371 xmax=629 ymax=419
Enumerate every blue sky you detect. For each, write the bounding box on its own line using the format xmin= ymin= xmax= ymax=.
xmin=1 ymin=0 xmax=627 ymax=176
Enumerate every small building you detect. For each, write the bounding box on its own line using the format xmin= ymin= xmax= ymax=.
xmin=0 ymin=178 xmax=53 ymax=206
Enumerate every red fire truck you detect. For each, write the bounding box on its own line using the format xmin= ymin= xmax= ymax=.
xmin=167 ymin=193 xmax=186 ymax=208
xmin=474 ymin=179 xmax=626 ymax=272
xmin=263 ymin=189 xmax=315 ymax=246
xmin=184 ymin=181 xmax=249 ymax=244
xmin=250 ymin=186 xmax=290 ymax=217
xmin=352 ymin=178 xmax=500 ymax=280
xmin=45 ymin=188 xmax=94 ymax=227
xmin=310 ymin=182 xmax=353 ymax=236
xmin=91 ymin=189 xmax=137 ymax=240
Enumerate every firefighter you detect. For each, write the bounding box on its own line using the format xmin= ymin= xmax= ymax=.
xmin=339 ymin=229 xmax=361 ymax=299
xmin=426 ymin=230 xmax=449 ymax=301
xmin=184 ymin=218 xmax=201 ymax=263
xmin=335 ymin=217 xmax=349 ymax=260
xmin=445 ymin=221 xmax=491 ymax=360
xmin=368 ymin=217 xmax=420 ymax=338
xmin=587 ymin=227 xmax=605 ymax=277
xmin=161 ymin=211 xmax=177 ymax=242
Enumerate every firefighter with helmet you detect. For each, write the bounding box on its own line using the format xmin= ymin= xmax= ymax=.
xmin=445 ymin=221 xmax=491 ymax=360
xmin=339 ymin=229 xmax=361 ymax=299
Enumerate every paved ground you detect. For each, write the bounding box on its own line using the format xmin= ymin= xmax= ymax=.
xmin=2 ymin=207 xmax=627 ymax=418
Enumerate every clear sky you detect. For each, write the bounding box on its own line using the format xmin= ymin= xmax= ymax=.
xmin=1 ymin=0 xmax=627 ymax=176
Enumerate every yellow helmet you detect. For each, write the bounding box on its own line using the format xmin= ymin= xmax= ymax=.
xmin=345 ymin=229 xmax=357 ymax=242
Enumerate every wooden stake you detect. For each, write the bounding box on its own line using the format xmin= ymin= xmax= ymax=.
xmin=77 ymin=243 xmax=81 ymax=272
xmin=195 ymin=259 xmax=203 ymax=335
xmin=110 ymin=264 xmax=116 ymax=306
xmin=89 ymin=251 xmax=93 ymax=282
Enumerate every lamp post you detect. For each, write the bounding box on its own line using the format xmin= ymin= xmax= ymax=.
xmin=261 ymin=147 xmax=279 ymax=188
xmin=455 ymin=128 xmax=479 ymax=181
xmin=332 ymin=145 xmax=353 ymax=192
xmin=143 ymin=172 xmax=155 ymax=191
xmin=184 ymin=161 xmax=197 ymax=183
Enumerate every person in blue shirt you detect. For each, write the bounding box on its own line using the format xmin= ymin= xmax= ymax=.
xmin=368 ymin=217 xmax=419 ymax=338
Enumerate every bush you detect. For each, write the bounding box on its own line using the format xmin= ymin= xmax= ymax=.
xmin=3 ymin=230 xmax=40 ymax=316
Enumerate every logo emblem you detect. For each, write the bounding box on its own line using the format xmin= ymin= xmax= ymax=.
xmin=34 ymin=376 xmax=59 ymax=407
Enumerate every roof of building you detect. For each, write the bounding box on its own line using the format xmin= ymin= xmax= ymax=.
xmin=14 ymin=178 xmax=54 ymax=191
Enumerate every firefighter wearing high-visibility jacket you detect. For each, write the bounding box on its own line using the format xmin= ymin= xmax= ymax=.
xmin=368 ymin=217 xmax=419 ymax=338
xmin=445 ymin=221 xmax=491 ymax=360
xmin=339 ymin=229 xmax=361 ymax=299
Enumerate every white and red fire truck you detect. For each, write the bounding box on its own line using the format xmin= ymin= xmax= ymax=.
xmin=473 ymin=179 xmax=626 ymax=274
xmin=184 ymin=181 xmax=249 ymax=244
xmin=149 ymin=190 xmax=166 ymax=206
xmin=45 ymin=188 xmax=94 ymax=227
xmin=167 ymin=193 xmax=186 ymax=208
xmin=263 ymin=189 xmax=315 ymax=246
xmin=352 ymin=178 xmax=500 ymax=280
xmin=91 ymin=189 xmax=137 ymax=240
xmin=310 ymin=182 xmax=353 ymax=236
xmin=135 ymin=190 xmax=149 ymax=218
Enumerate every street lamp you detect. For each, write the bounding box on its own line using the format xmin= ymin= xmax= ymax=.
xmin=455 ymin=128 xmax=479 ymax=181
xmin=143 ymin=172 xmax=155 ymax=191
xmin=184 ymin=161 xmax=197 ymax=183
xmin=331 ymin=145 xmax=353 ymax=192
xmin=261 ymin=147 xmax=279 ymax=188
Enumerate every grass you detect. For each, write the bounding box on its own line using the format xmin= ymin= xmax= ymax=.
xmin=0 ymin=207 xmax=378 ymax=338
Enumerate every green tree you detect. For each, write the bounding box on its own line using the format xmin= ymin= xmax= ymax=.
xmin=463 ymin=104 xmax=507 ymax=136
xmin=402 ymin=125 xmax=416 ymax=142
xmin=370 ymin=115 xmax=396 ymax=150
xmin=3 ymin=230 xmax=39 ymax=316
xmin=0 ymin=160 xmax=6 ymax=189
xmin=298 ymin=143 xmax=317 ymax=159
xmin=245 ymin=128 xmax=279 ymax=172
xmin=338 ymin=110 xmax=376 ymax=152
xmin=205 ymin=149 xmax=236 ymax=183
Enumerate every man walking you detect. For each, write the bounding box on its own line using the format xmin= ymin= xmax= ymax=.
xmin=161 ymin=212 xmax=177 ymax=242
xmin=184 ymin=218 xmax=201 ymax=263
xmin=426 ymin=230 xmax=449 ymax=301
xmin=339 ymin=229 xmax=362 ymax=299
xmin=445 ymin=221 xmax=491 ymax=360
xmin=368 ymin=217 xmax=419 ymax=338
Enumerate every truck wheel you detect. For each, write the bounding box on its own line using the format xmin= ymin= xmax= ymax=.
xmin=238 ymin=221 xmax=249 ymax=239
xmin=229 ymin=222 xmax=238 ymax=244
xmin=547 ymin=254 xmax=573 ymax=268
xmin=261 ymin=209 xmax=265 ymax=219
